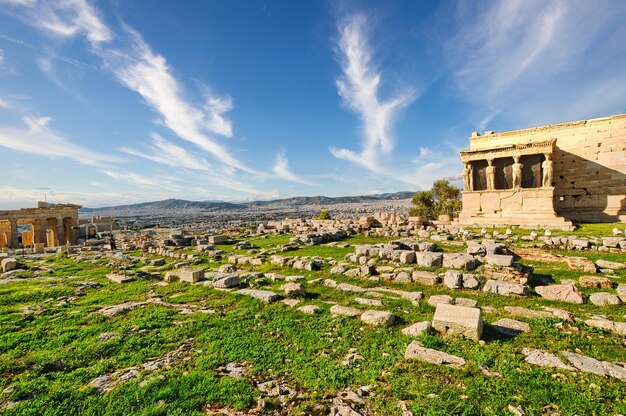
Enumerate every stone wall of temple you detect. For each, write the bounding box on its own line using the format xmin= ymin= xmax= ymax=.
xmin=465 ymin=113 xmax=626 ymax=223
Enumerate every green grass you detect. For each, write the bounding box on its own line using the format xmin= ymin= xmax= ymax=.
xmin=1 ymin=233 xmax=626 ymax=415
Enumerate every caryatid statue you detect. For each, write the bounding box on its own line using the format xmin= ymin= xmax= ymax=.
xmin=542 ymin=154 xmax=553 ymax=187
xmin=486 ymin=160 xmax=496 ymax=190
xmin=463 ymin=163 xmax=473 ymax=191
xmin=512 ymin=156 xmax=523 ymax=188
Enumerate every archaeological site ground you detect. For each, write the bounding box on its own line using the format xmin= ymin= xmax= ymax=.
xmin=1 ymin=113 xmax=625 ymax=415
xmin=1 ymin=202 xmax=626 ymax=415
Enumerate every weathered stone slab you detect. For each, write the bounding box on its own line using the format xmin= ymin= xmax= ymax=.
xmin=98 ymin=302 xmax=143 ymax=318
xmin=535 ymin=284 xmax=585 ymax=304
xmin=401 ymin=321 xmax=432 ymax=336
xmin=561 ymin=352 xmax=608 ymax=377
xmin=443 ymin=270 xmax=463 ymax=289
xmin=455 ymin=297 xmax=478 ymax=308
xmin=484 ymin=254 xmax=515 ymax=267
xmin=404 ymin=341 xmax=466 ymax=368
xmin=355 ymin=297 xmax=383 ymax=307
xmin=443 ymin=253 xmax=478 ymax=271
xmin=412 ymin=271 xmax=439 ymax=286
xmin=1 ymin=257 xmax=17 ymax=272
xmin=585 ymin=318 xmax=626 ymax=336
xmin=565 ymin=256 xmax=596 ymax=273
xmin=330 ymin=305 xmax=362 ymax=317
xmin=462 ymin=273 xmax=481 ymax=289
xmin=360 ymin=310 xmax=396 ymax=327
xmin=337 ymin=283 xmax=366 ymax=293
xmin=482 ymin=280 xmax=529 ymax=296
xmin=503 ymin=306 xmax=552 ymax=319
xmin=106 ymin=273 xmax=133 ymax=284
xmin=578 ymin=275 xmax=613 ymax=289
xmin=415 ymin=252 xmax=443 ymax=267
xmin=427 ymin=294 xmax=453 ymax=307
xmin=491 ymin=318 xmax=531 ymax=336
xmin=589 ymin=292 xmax=622 ymax=306
xmin=297 ymin=304 xmax=319 ymax=314
xmin=236 ymin=289 xmax=280 ymax=303
xmin=432 ymin=304 xmax=483 ymax=341
xmin=595 ymin=259 xmax=625 ymax=270
xmin=212 ymin=275 xmax=241 ymax=289
xmin=280 ymin=282 xmax=306 ymax=298
xmin=521 ymin=348 xmax=574 ymax=371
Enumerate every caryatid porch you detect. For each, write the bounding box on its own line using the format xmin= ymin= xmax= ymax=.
xmin=457 ymin=139 xmax=572 ymax=228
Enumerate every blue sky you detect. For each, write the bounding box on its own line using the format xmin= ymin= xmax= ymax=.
xmin=0 ymin=0 xmax=625 ymax=208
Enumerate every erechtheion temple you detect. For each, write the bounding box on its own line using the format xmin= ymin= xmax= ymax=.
xmin=0 ymin=202 xmax=81 ymax=250
xmin=458 ymin=113 xmax=626 ymax=228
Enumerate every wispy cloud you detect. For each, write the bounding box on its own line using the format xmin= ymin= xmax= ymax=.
xmin=0 ymin=97 xmax=12 ymax=110
xmin=100 ymin=169 xmax=160 ymax=187
xmin=272 ymin=152 xmax=314 ymax=185
xmin=121 ymin=133 xmax=213 ymax=172
xmin=330 ymin=13 xmax=416 ymax=172
xmin=8 ymin=0 xmax=255 ymax=174
xmin=0 ymin=115 xmax=118 ymax=166
xmin=445 ymin=0 xmax=626 ymax=126
xmin=29 ymin=0 xmax=112 ymax=46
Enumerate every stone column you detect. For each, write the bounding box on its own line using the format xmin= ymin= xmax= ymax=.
xmin=39 ymin=217 xmax=48 ymax=246
xmin=57 ymin=217 xmax=66 ymax=246
xmin=9 ymin=218 xmax=19 ymax=249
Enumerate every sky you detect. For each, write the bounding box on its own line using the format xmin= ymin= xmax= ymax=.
xmin=0 ymin=0 xmax=625 ymax=209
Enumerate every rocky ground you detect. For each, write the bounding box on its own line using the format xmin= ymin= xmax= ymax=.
xmin=0 ymin=223 xmax=625 ymax=415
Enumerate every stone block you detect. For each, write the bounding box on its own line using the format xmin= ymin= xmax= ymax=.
xmin=404 ymin=341 xmax=466 ymax=368
xmin=415 ymin=252 xmax=443 ymax=267
xmin=443 ymin=253 xmax=478 ymax=271
xmin=213 ymin=275 xmax=241 ymax=289
xmin=360 ymin=310 xmax=396 ymax=327
xmin=399 ymin=250 xmax=416 ymax=264
xmin=589 ymin=292 xmax=622 ymax=306
xmin=179 ymin=268 xmax=204 ymax=283
xmin=412 ymin=270 xmax=439 ymax=286
xmin=578 ymin=275 xmax=613 ymax=289
xmin=1 ymin=257 xmax=17 ymax=272
xmin=462 ymin=273 xmax=481 ymax=289
xmin=482 ymin=279 xmax=529 ymax=296
xmin=443 ymin=270 xmax=463 ymax=289
xmin=401 ymin=321 xmax=432 ymax=336
xmin=432 ymin=304 xmax=483 ymax=341
xmin=535 ymin=284 xmax=585 ymax=304
xmin=484 ymin=254 xmax=514 ymax=267
xmin=427 ymin=294 xmax=453 ymax=307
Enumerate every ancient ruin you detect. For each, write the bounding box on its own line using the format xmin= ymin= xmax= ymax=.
xmin=0 ymin=202 xmax=81 ymax=250
xmin=458 ymin=113 xmax=626 ymax=228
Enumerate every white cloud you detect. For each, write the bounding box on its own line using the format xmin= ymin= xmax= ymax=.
xmin=30 ymin=0 xmax=113 ymax=46
xmin=121 ymin=133 xmax=213 ymax=172
xmin=0 ymin=49 xmax=4 ymax=66
xmin=6 ymin=0 xmax=255 ymax=174
xmin=272 ymin=152 xmax=314 ymax=185
xmin=330 ymin=13 xmax=416 ymax=172
xmin=0 ymin=115 xmax=118 ymax=166
xmin=0 ymin=97 xmax=12 ymax=110
xmin=97 ymin=25 xmax=252 ymax=173
xmin=100 ymin=169 xmax=160 ymax=187
xmin=445 ymin=0 xmax=626 ymax=126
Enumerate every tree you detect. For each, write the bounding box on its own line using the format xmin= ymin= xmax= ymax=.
xmin=408 ymin=191 xmax=434 ymax=219
xmin=409 ymin=179 xmax=461 ymax=221
xmin=318 ymin=209 xmax=332 ymax=220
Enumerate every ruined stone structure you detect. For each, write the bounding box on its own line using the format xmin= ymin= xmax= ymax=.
xmin=0 ymin=202 xmax=81 ymax=249
xmin=458 ymin=113 xmax=626 ymax=227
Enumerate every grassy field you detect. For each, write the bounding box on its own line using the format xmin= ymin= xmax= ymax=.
xmin=1 ymin=230 xmax=625 ymax=415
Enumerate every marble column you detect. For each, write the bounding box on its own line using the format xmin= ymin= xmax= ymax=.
xmin=57 ymin=217 xmax=65 ymax=246
xmin=512 ymin=156 xmax=523 ymax=189
xmin=39 ymin=217 xmax=48 ymax=246
xmin=9 ymin=218 xmax=19 ymax=249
